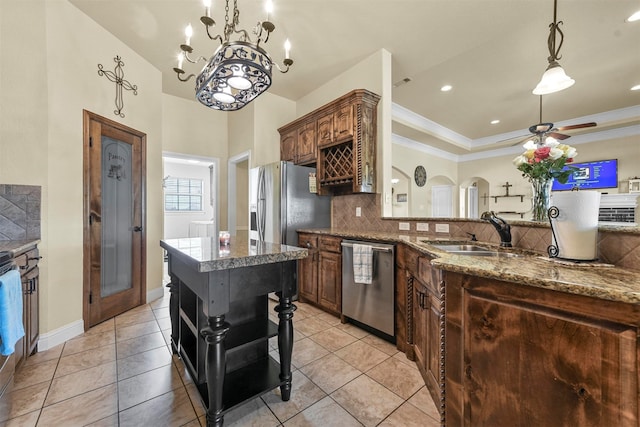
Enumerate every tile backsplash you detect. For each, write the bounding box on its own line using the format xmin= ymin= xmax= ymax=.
xmin=0 ymin=184 xmax=41 ymax=240
xmin=332 ymin=193 xmax=640 ymax=270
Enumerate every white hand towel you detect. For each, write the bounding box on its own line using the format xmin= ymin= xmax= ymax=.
xmin=353 ymin=244 xmax=373 ymax=284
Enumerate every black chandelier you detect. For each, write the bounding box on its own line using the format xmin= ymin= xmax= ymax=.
xmin=173 ymin=0 xmax=293 ymax=111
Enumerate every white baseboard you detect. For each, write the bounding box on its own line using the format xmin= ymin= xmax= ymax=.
xmin=37 ymin=287 xmax=166 ymax=352
xmin=147 ymin=286 xmax=166 ymax=303
xmin=38 ymin=319 xmax=84 ymax=351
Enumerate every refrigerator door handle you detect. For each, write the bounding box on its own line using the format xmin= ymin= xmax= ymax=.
xmin=257 ymin=167 xmax=266 ymax=241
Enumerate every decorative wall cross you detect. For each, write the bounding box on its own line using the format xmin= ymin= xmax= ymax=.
xmin=501 ymin=181 xmax=513 ymax=196
xmin=98 ymin=56 xmax=138 ymax=118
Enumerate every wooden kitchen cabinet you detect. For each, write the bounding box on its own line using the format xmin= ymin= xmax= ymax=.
xmin=316 ymin=235 xmax=342 ymax=314
xmin=396 ymin=244 xmax=444 ymax=419
xmin=394 ymin=244 xmax=417 ymax=358
xmin=278 ymin=121 xmax=316 ymax=166
xmin=298 ymin=233 xmax=319 ymax=303
xmin=14 ymin=246 xmax=40 ymax=368
xmin=296 ymin=121 xmax=317 ymax=165
xmin=280 ymin=129 xmax=296 ymax=163
xmin=413 ymin=255 xmax=444 ymax=414
xmin=297 ymin=233 xmax=342 ymax=315
xmin=278 ymin=89 xmax=379 ymax=195
xmin=316 ymin=104 xmax=354 ymax=147
xmin=445 ymin=271 xmax=640 ymax=426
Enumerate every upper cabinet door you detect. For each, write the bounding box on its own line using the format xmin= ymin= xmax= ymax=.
xmin=296 ymin=122 xmax=317 ymax=165
xmin=334 ymin=104 xmax=354 ymax=141
xmin=280 ymin=130 xmax=297 ymax=163
xmin=316 ymin=112 xmax=334 ymax=147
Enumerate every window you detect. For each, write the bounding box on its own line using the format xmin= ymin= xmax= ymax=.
xmin=164 ymin=177 xmax=203 ymax=211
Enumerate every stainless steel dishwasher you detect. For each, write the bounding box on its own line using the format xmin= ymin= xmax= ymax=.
xmin=341 ymin=240 xmax=395 ymax=337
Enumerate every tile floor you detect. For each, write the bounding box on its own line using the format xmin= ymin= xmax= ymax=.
xmin=0 ymin=290 xmax=441 ymax=426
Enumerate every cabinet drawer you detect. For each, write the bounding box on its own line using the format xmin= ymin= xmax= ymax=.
xmin=319 ymin=236 xmax=341 ymax=253
xmin=14 ymin=248 xmax=40 ymax=274
xmin=298 ymin=234 xmax=318 ymax=250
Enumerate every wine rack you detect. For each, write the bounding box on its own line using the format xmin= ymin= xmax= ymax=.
xmin=320 ymin=142 xmax=353 ymax=186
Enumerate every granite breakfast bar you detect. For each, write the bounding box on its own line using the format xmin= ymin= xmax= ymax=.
xmin=160 ymin=236 xmax=307 ymax=427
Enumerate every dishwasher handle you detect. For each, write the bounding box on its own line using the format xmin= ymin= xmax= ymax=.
xmin=341 ymin=242 xmax=393 ymax=253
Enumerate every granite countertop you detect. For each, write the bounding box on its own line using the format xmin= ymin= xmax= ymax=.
xmin=160 ymin=237 xmax=308 ymax=273
xmin=0 ymin=239 xmax=41 ymax=255
xmin=298 ymin=228 xmax=640 ymax=305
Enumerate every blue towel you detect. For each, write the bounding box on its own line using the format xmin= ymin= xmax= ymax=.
xmin=353 ymin=244 xmax=373 ymax=284
xmin=0 ymin=269 xmax=25 ymax=356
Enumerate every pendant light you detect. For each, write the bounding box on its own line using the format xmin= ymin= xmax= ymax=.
xmin=532 ymin=0 xmax=575 ymax=95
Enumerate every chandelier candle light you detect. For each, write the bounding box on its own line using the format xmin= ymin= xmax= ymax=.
xmin=174 ymin=0 xmax=293 ymax=111
xmin=513 ymin=138 xmax=578 ymax=221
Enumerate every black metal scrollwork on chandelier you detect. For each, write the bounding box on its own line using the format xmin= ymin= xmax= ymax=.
xmin=173 ymin=0 xmax=293 ymax=111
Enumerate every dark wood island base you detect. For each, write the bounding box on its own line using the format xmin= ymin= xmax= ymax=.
xmin=161 ymin=237 xmax=307 ymax=427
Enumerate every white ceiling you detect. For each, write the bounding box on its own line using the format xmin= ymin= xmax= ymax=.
xmin=70 ymin=0 xmax=640 ymax=154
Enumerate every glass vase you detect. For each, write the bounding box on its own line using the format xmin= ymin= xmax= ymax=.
xmin=530 ymin=178 xmax=553 ymax=222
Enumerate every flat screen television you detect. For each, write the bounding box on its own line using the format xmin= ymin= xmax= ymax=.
xmin=551 ymin=159 xmax=618 ymax=191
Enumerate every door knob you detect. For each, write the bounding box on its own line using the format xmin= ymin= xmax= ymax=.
xmin=133 ymin=226 xmax=143 ymax=232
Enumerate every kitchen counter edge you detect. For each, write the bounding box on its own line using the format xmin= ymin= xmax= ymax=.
xmin=160 ymin=237 xmax=308 ymax=273
xmin=297 ymin=228 xmax=640 ymax=305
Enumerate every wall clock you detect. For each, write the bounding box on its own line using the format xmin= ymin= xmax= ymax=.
xmin=414 ymin=165 xmax=427 ymax=187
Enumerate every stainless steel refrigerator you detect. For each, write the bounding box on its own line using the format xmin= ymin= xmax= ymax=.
xmin=249 ymin=161 xmax=331 ymax=246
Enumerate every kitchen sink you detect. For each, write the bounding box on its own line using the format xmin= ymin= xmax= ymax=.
xmin=427 ymin=243 xmax=523 ymax=258
xmin=429 ymin=244 xmax=491 ymax=252
xmin=451 ymin=251 xmax=522 ymax=258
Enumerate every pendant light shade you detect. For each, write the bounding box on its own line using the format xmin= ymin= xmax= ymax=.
xmin=532 ymin=0 xmax=575 ymax=95
xmin=533 ymin=63 xmax=575 ymax=95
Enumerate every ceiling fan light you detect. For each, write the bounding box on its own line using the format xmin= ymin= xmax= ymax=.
xmin=533 ymin=64 xmax=575 ymax=95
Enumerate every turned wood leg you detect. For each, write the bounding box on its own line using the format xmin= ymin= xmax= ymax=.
xmin=201 ymin=315 xmax=230 ymax=427
xmin=275 ymin=294 xmax=296 ymax=401
xmin=167 ymin=274 xmax=179 ymax=354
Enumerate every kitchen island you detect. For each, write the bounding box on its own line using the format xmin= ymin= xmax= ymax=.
xmin=160 ymin=236 xmax=307 ymax=427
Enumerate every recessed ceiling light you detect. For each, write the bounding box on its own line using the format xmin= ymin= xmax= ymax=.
xmin=490 ymin=119 xmax=500 ymax=125
xmin=440 ymin=85 xmax=452 ymax=92
xmin=627 ymin=10 xmax=640 ymax=22
xmin=631 ymin=84 xmax=640 ymax=91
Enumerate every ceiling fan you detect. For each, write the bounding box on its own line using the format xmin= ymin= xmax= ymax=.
xmin=502 ymin=96 xmax=597 ymax=146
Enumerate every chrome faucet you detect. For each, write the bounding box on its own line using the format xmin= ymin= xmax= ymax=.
xmin=481 ymin=211 xmax=512 ymax=247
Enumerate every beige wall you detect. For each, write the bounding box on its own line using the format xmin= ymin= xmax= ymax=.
xmin=227 ymin=104 xmax=255 ymax=163
xmin=162 ymin=93 xmax=229 ymax=229
xmin=253 ymin=92 xmax=296 ymax=168
xmin=392 ymin=143 xmax=459 ymax=217
xmin=0 ymin=0 xmax=166 ymax=338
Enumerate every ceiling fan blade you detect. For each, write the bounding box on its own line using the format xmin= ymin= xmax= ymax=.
xmin=555 ymin=122 xmax=597 ymax=132
xmin=510 ymin=135 xmax=534 ymax=147
xmin=547 ymin=132 xmax=571 ymax=140
xmin=495 ymin=133 xmax=529 ymax=144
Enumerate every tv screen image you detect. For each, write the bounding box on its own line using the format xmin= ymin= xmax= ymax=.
xmin=551 ymin=159 xmax=618 ymax=191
